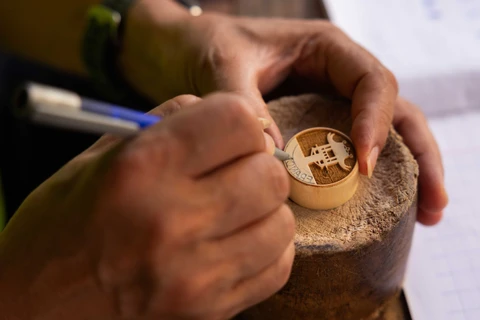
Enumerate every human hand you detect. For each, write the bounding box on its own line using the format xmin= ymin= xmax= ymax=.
xmin=119 ymin=2 xmax=447 ymax=225
xmin=120 ymin=3 xmax=395 ymax=169
xmin=0 ymin=94 xmax=294 ymax=319
xmin=392 ymin=97 xmax=448 ymax=225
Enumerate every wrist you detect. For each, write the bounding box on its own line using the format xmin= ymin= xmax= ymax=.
xmin=83 ymin=0 xmax=189 ymax=103
xmin=117 ymin=0 xmax=196 ymax=102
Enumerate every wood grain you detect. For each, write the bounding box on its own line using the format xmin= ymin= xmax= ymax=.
xmin=295 ymin=128 xmax=356 ymax=184
xmin=237 ymin=94 xmax=418 ymax=320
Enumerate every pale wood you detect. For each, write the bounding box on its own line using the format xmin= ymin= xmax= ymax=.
xmin=284 ymin=127 xmax=359 ymax=210
xmin=238 ymin=94 xmax=419 ymax=320
xmin=257 ymin=117 xmax=271 ymax=130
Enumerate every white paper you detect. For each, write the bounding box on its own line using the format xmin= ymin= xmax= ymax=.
xmin=324 ymin=0 xmax=480 ymax=117
xmin=322 ymin=2 xmax=480 ymax=319
xmin=404 ymin=112 xmax=480 ymax=320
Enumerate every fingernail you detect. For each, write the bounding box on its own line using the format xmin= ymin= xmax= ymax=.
xmin=367 ymin=146 xmax=379 ymax=179
xmin=258 ymin=117 xmax=272 ymax=130
xmin=264 ymin=133 xmax=276 ymax=155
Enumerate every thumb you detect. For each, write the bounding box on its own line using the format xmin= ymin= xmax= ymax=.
xmin=239 ymin=91 xmax=284 ymax=148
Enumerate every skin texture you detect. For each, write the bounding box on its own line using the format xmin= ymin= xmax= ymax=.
xmin=393 ymin=97 xmax=447 ymax=225
xmin=0 ymin=94 xmax=294 ymax=320
xmin=119 ymin=0 xmax=448 ymax=225
xmin=0 ymin=0 xmax=447 ymax=225
xmin=0 ymin=0 xmax=448 ymax=317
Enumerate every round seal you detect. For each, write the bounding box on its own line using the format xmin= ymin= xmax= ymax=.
xmin=284 ymin=127 xmax=359 ymax=210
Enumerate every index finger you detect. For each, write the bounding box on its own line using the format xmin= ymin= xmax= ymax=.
xmin=156 ymin=92 xmax=267 ymax=177
xmin=295 ymin=25 xmax=398 ymax=177
xmin=84 ymin=95 xmax=202 ymax=155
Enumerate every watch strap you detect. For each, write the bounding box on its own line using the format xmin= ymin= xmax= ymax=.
xmin=82 ymin=0 xmax=135 ymax=101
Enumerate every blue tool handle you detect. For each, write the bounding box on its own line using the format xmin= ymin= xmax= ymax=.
xmin=81 ymin=98 xmax=161 ymax=128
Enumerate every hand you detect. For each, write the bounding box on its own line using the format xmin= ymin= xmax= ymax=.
xmin=393 ymin=97 xmax=448 ymax=225
xmin=119 ymin=2 xmax=447 ymax=225
xmin=120 ymin=3 xmax=396 ymax=171
xmin=0 ymin=94 xmax=294 ymax=319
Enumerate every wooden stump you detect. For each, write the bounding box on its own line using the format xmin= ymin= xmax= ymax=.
xmin=238 ymin=94 xmax=418 ymax=320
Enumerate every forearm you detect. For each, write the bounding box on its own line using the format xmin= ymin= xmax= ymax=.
xmin=118 ymin=0 xmax=202 ymax=101
xmin=0 ymin=0 xmax=188 ymax=76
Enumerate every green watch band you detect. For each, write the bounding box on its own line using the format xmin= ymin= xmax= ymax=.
xmin=82 ymin=0 xmax=135 ymax=100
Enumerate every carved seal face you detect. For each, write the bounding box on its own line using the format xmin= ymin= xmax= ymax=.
xmin=284 ymin=128 xmax=357 ymax=186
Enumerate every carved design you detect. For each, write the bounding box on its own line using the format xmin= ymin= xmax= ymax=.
xmin=307 ymin=133 xmax=353 ymax=171
xmin=284 ymin=128 xmax=357 ymax=186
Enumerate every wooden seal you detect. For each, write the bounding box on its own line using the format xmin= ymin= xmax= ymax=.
xmin=284 ymin=127 xmax=359 ymax=210
xmin=237 ymin=94 xmax=418 ymax=320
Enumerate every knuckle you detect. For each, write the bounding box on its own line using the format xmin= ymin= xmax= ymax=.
xmin=327 ymin=24 xmax=345 ymax=37
xmin=378 ymin=105 xmax=394 ymax=128
xmin=274 ymin=243 xmax=295 ymax=290
xmin=313 ymin=20 xmax=342 ymax=35
xmin=259 ymin=246 xmax=294 ymax=297
xmin=110 ymin=133 xmax=173 ymax=185
xmin=276 ymin=253 xmax=294 ymax=288
xmin=174 ymin=94 xmax=201 ymax=104
xmin=384 ymin=68 xmax=399 ymax=93
xmin=261 ymin=155 xmax=291 ymax=202
xmin=219 ymin=95 xmax=264 ymax=147
xmin=410 ymin=103 xmax=427 ymax=122
xmin=279 ymin=205 xmax=296 ymax=240
xmin=223 ymin=95 xmax=256 ymax=126
xmin=368 ymin=64 xmax=398 ymax=92
xmin=355 ymin=132 xmax=373 ymax=151
xmin=352 ymin=115 xmax=375 ymax=150
xmin=158 ymin=95 xmax=201 ymax=117
xmin=209 ymin=46 xmax=233 ymax=70
xmin=154 ymin=97 xmax=185 ymax=118
xmin=202 ymin=93 xmax=265 ymax=153
xmin=321 ymin=23 xmax=352 ymax=45
xmin=167 ymin=275 xmax=209 ymax=311
xmin=205 ymin=28 xmax=238 ymax=70
xmin=165 ymin=208 xmax=212 ymax=243
xmin=398 ymin=98 xmax=427 ymax=125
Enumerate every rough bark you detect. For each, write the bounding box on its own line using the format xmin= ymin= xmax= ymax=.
xmin=239 ymin=94 xmax=418 ymax=320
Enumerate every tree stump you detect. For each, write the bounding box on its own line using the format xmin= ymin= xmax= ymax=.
xmin=238 ymin=94 xmax=418 ymax=320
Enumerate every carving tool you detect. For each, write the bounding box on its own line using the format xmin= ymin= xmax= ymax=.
xmin=14 ymin=82 xmax=292 ymax=161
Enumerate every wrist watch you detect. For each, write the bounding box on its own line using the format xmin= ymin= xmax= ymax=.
xmin=82 ymin=0 xmax=201 ymax=101
xmin=82 ymin=0 xmax=135 ymax=101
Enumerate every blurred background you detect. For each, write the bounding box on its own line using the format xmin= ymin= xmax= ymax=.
xmin=198 ymin=0 xmax=328 ymax=18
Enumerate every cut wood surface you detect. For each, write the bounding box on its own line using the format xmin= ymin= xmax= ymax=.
xmin=284 ymin=127 xmax=359 ymax=210
xmin=237 ymin=94 xmax=419 ymax=320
